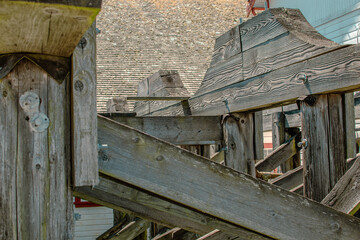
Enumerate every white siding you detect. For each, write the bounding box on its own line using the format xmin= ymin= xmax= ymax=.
xmin=269 ymin=0 xmax=360 ymax=44
xmin=74 ymin=207 xmax=114 ymax=240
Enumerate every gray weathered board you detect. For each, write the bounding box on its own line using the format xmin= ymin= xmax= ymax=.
xmin=321 ymin=156 xmax=360 ymax=215
xmin=96 ymin=115 xmax=360 ymax=240
xmin=0 ymin=59 xmax=73 ymax=239
xmin=73 ymin=175 xmax=270 ymax=240
xmin=301 ymin=94 xmax=346 ymax=201
xmin=255 ymin=135 xmax=297 ymax=172
xmin=0 ymin=0 xmax=101 ymax=57
xmin=136 ymin=9 xmax=360 ymax=117
xmin=107 ymin=116 xmax=222 ymax=145
xmin=72 ymin=22 xmax=99 ymax=186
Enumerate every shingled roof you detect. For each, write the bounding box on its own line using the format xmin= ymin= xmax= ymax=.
xmin=96 ymin=0 xmax=249 ymax=111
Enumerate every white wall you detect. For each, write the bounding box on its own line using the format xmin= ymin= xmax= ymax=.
xmin=74 ymin=207 xmax=114 ymax=240
xmin=269 ymin=0 xmax=360 ymax=44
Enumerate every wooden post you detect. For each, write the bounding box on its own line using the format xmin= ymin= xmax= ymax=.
xmin=272 ymin=112 xmax=300 ymax=173
xmin=0 ymin=59 xmax=73 ymax=239
xmin=72 ymin=21 xmax=99 ymax=186
xmin=300 ymin=94 xmax=347 ymax=201
xmin=223 ymin=113 xmax=256 ymax=175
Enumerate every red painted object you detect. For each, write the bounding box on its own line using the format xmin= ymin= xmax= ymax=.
xmin=74 ymin=197 xmax=101 ymax=208
xmin=246 ymin=0 xmax=269 ymax=17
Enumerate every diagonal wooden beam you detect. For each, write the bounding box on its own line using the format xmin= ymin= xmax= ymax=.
xmin=109 ymin=219 xmax=149 ymax=240
xmin=321 ymin=156 xmax=360 ymax=215
xmin=96 ymin=115 xmax=360 ymax=239
xmin=152 ymin=227 xmax=181 ymax=240
xmin=255 ymin=135 xmax=298 ymax=172
xmin=106 ymin=116 xmax=222 ymax=145
xmin=73 ymin=175 xmax=271 ymax=240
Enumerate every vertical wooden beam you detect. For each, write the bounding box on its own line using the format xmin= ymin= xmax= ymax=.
xmin=1 ymin=59 xmax=73 ymax=240
xmin=223 ymin=113 xmax=255 ymax=175
xmin=0 ymin=72 xmax=18 ymax=239
xmin=344 ymin=93 xmax=356 ymax=159
xmin=300 ymin=94 xmax=346 ymax=201
xmin=272 ymin=112 xmax=300 ymax=173
xmin=254 ymin=111 xmax=264 ymax=161
xmin=72 ymin=21 xmax=99 ymax=186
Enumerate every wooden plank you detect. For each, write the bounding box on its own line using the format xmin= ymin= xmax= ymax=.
xmin=222 ymin=113 xmax=254 ymax=174
xmin=143 ymin=45 xmax=360 ymax=117
xmin=210 ymin=25 xmax=241 ymax=67
xmin=47 ymin=74 xmax=73 ymax=239
xmin=0 ymin=69 xmax=18 ymax=239
xmin=72 ymin=22 xmax=98 ymax=186
xmin=108 ymin=116 xmax=222 ymax=145
xmin=16 ymin=59 xmax=49 ymax=240
xmin=344 ymin=93 xmax=356 ymax=158
xmin=152 ymin=227 xmax=181 ymax=240
xmin=269 ymin=157 xmax=358 ymax=192
xmin=0 ymin=1 xmax=101 ymax=57
xmin=269 ymin=166 xmax=303 ymax=191
xmin=263 ymin=109 xmax=300 ymax=131
xmin=301 ymin=94 xmax=346 ymax=201
xmin=321 ymin=156 xmax=360 ymax=215
xmin=195 ymin=53 xmax=243 ymax=97
xmin=110 ymin=219 xmax=149 ymax=240
xmin=13 ymin=59 xmax=73 ymax=239
xmin=254 ymin=111 xmax=264 ymax=160
xmin=73 ymin=175 xmax=271 ymax=240
xmin=97 ymin=218 xmax=127 ymax=240
xmin=255 ymin=135 xmax=297 ymax=172
xmin=128 ymin=96 xmax=190 ymax=101
xmin=241 ymin=9 xmax=338 ymax=81
xmin=97 ymin=115 xmax=360 ymax=240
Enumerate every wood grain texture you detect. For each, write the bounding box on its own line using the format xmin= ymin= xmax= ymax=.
xmin=97 ymin=115 xmax=360 ymax=240
xmin=0 ymin=54 xmax=70 ymax=84
xmin=344 ymin=93 xmax=356 ymax=158
xmin=254 ymin=111 xmax=264 ymax=160
xmin=195 ymin=53 xmax=243 ymax=98
xmin=108 ymin=116 xmax=222 ymax=145
xmin=73 ymin=175 xmax=271 ymax=240
xmin=301 ymin=95 xmax=346 ymax=201
xmin=72 ymin=22 xmax=99 ymax=186
xmin=143 ymin=45 xmax=360 ymax=117
xmin=211 ymin=25 xmax=241 ymax=67
xmin=269 ymin=166 xmax=303 ymax=191
xmin=255 ymin=135 xmax=297 ymax=172
xmin=111 ymin=219 xmax=149 ymax=240
xmin=0 ymin=70 xmax=18 ymax=240
xmin=223 ymin=113 xmax=254 ymax=173
xmin=321 ymin=156 xmax=360 ymax=215
xmin=4 ymin=59 xmax=73 ymax=240
xmin=0 ymin=1 xmax=101 ymax=57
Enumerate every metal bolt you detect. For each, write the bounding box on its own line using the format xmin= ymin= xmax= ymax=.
xmin=297 ymin=139 xmax=308 ymax=149
xmin=156 ymin=155 xmax=164 ymax=161
xmin=36 ymin=164 xmax=41 ymax=169
xmin=297 ymin=74 xmax=308 ymax=83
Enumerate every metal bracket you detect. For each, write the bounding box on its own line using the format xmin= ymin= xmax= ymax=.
xmin=19 ymin=91 xmax=49 ymax=132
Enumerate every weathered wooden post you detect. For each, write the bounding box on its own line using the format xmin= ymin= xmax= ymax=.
xmin=0 ymin=1 xmax=101 ymax=239
xmin=299 ymin=94 xmax=348 ymax=201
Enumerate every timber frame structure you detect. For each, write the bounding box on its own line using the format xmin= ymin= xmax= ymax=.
xmin=1 ymin=1 xmax=360 ymax=240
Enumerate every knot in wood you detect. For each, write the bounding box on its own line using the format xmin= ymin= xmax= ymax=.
xmin=74 ymin=80 xmax=84 ymax=92
xmin=77 ymin=37 xmax=87 ymax=49
xmin=330 ymin=222 xmax=341 ymax=233
xmin=156 ymin=155 xmax=164 ymax=161
xmin=2 ymin=91 xmax=7 ymax=97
